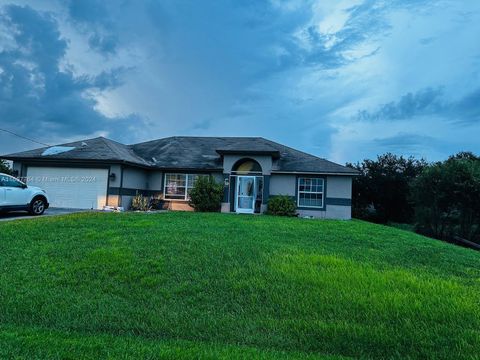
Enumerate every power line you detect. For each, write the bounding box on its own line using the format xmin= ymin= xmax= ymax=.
xmin=0 ymin=128 xmax=51 ymax=147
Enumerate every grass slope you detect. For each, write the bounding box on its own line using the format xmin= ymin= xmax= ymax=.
xmin=0 ymin=212 xmax=479 ymax=359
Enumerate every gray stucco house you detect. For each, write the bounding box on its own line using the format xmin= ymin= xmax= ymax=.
xmin=2 ymin=136 xmax=358 ymax=219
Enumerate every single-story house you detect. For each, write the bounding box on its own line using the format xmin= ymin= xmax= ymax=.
xmin=2 ymin=136 xmax=358 ymax=219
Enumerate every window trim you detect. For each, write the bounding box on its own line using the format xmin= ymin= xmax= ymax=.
xmin=163 ymin=173 xmax=207 ymax=201
xmin=296 ymin=176 xmax=325 ymax=209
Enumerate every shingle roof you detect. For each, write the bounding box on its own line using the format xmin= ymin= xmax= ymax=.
xmin=2 ymin=137 xmax=150 ymax=167
xmin=2 ymin=136 xmax=358 ymax=175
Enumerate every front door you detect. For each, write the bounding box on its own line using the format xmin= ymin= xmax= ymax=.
xmin=236 ymin=176 xmax=255 ymax=214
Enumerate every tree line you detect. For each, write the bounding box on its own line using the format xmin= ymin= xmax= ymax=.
xmin=347 ymin=152 xmax=480 ymax=246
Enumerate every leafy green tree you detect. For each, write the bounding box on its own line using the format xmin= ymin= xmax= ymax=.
xmin=412 ymin=154 xmax=480 ymax=243
xmin=347 ymin=153 xmax=427 ymax=223
xmin=189 ymin=176 xmax=224 ymax=212
xmin=0 ymin=159 xmax=12 ymax=174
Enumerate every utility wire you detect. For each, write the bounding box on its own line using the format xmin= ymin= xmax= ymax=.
xmin=0 ymin=128 xmax=51 ymax=147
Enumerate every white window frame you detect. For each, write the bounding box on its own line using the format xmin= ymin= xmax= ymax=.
xmin=163 ymin=173 xmax=207 ymax=201
xmin=297 ymin=177 xmax=324 ymax=208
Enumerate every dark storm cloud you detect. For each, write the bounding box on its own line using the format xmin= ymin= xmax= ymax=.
xmin=357 ymin=87 xmax=480 ymax=125
xmin=358 ymin=88 xmax=445 ymax=121
xmin=0 ymin=4 xmax=143 ymax=148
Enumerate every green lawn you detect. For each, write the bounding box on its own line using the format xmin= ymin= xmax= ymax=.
xmin=0 ymin=212 xmax=479 ymax=359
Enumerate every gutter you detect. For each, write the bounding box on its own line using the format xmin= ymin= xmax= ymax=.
xmin=1 ymin=157 xmax=359 ymax=175
xmin=0 ymin=157 xmax=153 ymax=170
xmin=271 ymin=171 xmax=359 ymax=176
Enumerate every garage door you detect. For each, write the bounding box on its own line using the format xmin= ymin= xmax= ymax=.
xmin=26 ymin=167 xmax=108 ymax=209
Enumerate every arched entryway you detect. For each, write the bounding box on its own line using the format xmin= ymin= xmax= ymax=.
xmin=231 ymin=158 xmax=263 ymax=214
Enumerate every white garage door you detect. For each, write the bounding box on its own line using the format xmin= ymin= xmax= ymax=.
xmin=27 ymin=167 xmax=108 ymax=209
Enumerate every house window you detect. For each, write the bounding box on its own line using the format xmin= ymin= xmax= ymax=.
xmin=164 ymin=173 xmax=207 ymax=200
xmin=297 ymin=177 xmax=324 ymax=208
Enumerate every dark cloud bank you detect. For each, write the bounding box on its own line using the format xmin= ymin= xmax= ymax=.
xmin=0 ymin=4 xmax=143 ymax=150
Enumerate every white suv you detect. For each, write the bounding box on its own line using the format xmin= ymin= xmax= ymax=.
xmin=0 ymin=173 xmax=49 ymax=216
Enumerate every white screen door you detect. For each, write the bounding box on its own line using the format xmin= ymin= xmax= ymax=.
xmin=236 ymin=176 xmax=255 ymax=214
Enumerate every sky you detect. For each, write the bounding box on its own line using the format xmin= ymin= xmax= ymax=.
xmin=0 ymin=0 xmax=479 ymax=164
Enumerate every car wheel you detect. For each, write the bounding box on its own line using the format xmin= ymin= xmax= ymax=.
xmin=29 ymin=197 xmax=46 ymax=216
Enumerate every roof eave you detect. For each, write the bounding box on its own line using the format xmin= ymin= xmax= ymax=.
xmin=1 ymin=156 xmax=152 ymax=169
xmin=271 ymin=170 xmax=359 ymax=176
xmin=150 ymin=166 xmax=224 ymax=172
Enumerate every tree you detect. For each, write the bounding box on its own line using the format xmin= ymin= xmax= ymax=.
xmin=347 ymin=153 xmax=427 ymax=223
xmin=0 ymin=159 xmax=12 ymax=175
xmin=188 ymin=176 xmax=224 ymax=212
xmin=412 ymin=154 xmax=480 ymax=243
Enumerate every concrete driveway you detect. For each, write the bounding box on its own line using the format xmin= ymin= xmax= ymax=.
xmin=0 ymin=208 xmax=87 ymax=222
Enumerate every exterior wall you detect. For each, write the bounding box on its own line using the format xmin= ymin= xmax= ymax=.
xmin=326 ymin=175 xmax=352 ymax=199
xmin=108 ymin=166 xmax=148 ymax=209
xmin=106 ymin=164 xmax=121 ymax=206
xmin=221 ymin=202 xmax=230 ymax=213
xmin=168 ymin=202 xmax=194 ymax=211
xmin=12 ymin=161 xmax=22 ymax=176
xmin=107 ymin=195 xmax=121 ymax=207
xmin=297 ymin=206 xmax=351 ymax=220
xmin=326 ymin=204 xmax=351 ymax=219
xmin=269 ymin=174 xmax=296 ymax=196
xmin=147 ymin=171 xmax=164 ymax=191
xmin=268 ymin=174 xmax=353 ymax=220
xmin=106 ymin=168 xmax=166 ymax=208
xmin=122 ymin=167 xmax=148 ymax=189
xmin=108 ymin=165 xmax=122 ymax=188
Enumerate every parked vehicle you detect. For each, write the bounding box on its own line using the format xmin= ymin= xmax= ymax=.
xmin=0 ymin=173 xmax=49 ymax=215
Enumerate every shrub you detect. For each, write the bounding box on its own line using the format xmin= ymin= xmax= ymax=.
xmin=149 ymin=197 xmax=165 ymax=210
xmin=267 ymin=195 xmax=297 ymax=216
xmin=189 ymin=176 xmax=224 ymax=212
xmin=131 ymin=193 xmax=151 ymax=211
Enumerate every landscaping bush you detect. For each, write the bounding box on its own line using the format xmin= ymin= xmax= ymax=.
xmin=267 ymin=195 xmax=297 ymax=216
xmin=149 ymin=197 xmax=165 ymax=210
xmin=188 ymin=176 xmax=223 ymax=212
xmin=131 ymin=193 xmax=151 ymax=211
